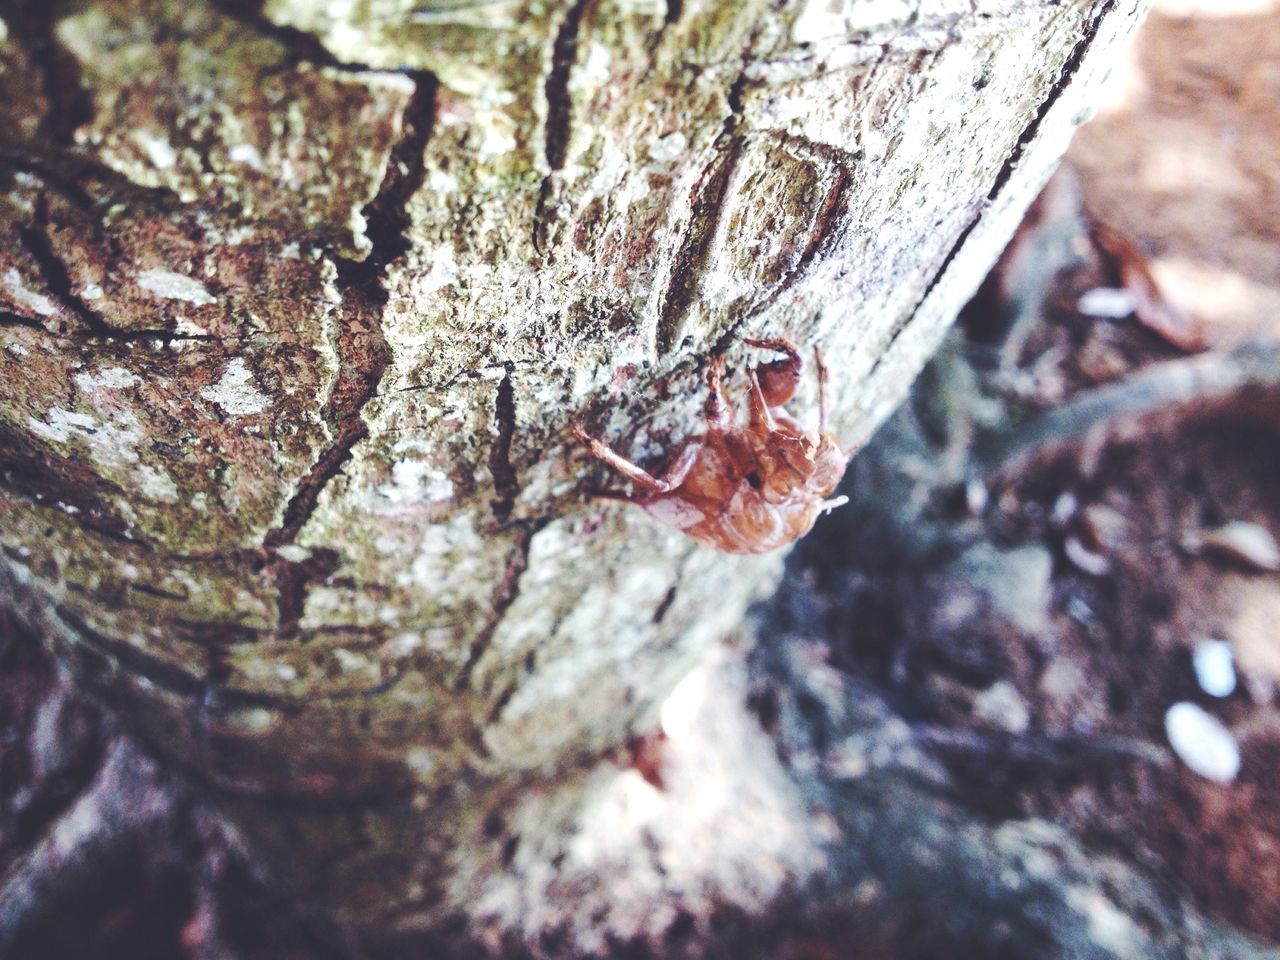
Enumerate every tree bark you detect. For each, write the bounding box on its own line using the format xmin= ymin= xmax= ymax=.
xmin=0 ymin=0 xmax=1150 ymax=947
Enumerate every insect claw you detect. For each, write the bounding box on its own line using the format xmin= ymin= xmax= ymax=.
xmin=818 ymin=495 xmax=849 ymax=514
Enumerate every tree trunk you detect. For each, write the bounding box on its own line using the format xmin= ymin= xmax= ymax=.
xmin=0 ymin=0 xmax=1149 ymax=949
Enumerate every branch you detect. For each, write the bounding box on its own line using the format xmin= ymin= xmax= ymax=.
xmin=974 ymin=342 xmax=1280 ymax=481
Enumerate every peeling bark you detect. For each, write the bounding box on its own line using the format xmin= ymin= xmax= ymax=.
xmin=0 ymin=0 xmax=1152 ymax=949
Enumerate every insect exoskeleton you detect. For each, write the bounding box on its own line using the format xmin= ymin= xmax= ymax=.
xmin=573 ymin=338 xmax=849 ymax=554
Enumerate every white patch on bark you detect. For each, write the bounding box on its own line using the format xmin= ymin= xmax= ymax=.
xmin=333 ymin=648 xmax=376 ymax=675
xmin=405 ymin=746 xmax=436 ymax=780
xmin=26 ymin=406 xmax=173 ymax=499
xmin=135 ymin=464 xmax=179 ymax=502
xmin=791 ymin=0 xmax=910 ymax=43
xmin=133 ymin=129 xmax=178 ymax=168
xmin=380 ymin=457 xmax=455 ymax=507
xmin=200 ymin=358 xmax=270 ymax=416
xmin=418 ymin=245 xmax=458 ymax=295
xmin=395 ymin=513 xmax=487 ymax=588
xmin=28 ymin=408 xmax=107 ymax=445
xmin=427 ymin=168 xmax=458 ymax=194
xmin=478 ymin=124 xmax=517 ymax=159
xmin=136 ymin=268 xmax=217 ymax=304
xmin=645 ymin=132 xmax=687 ymax=170
xmin=578 ymin=43 xmax=612 ymax=87
xmin=228 ymin=143 xmax=265 ymax=170
xmin=4 ymin=267 xmax=58 ymax=316
xmin=74 ymin=366 xmax=140 ymax=391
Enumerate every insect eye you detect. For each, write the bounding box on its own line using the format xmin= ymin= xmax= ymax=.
xmin=745 ymin=471 xmax=763 ymax=490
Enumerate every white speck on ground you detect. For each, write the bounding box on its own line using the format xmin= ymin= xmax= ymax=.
xmin=1165 ymin=701 xmax=1240 ymax=783
xmin=1192 ymin=639 xmax=1237 ymax=697
xmin=1076 ymin=287 xmax=1137 ymax=318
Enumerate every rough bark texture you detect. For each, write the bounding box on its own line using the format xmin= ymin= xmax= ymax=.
xmin=0 ymin=0 xmax=1150 ymax=945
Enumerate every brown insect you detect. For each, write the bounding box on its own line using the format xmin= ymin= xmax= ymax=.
xmin=573 ymin=338 xmax=849 ymax=554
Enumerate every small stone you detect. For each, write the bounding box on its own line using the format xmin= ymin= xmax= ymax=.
xmin=1050 ymin=491 xmax=1077 ymax=529
xmin=973 ymin=680 xmax=1030 ymax=734
xmin=1164 ymin=701 xmax=1240 ymax=783
xmin=1192 ymin=639 xmax=1236 ymax=698
xmin=965 ymin=478 xmax=989 ymax=516
xmin=1076 ymin=287 xmax=1137 ymax=319
xmin=1080 ymin=504 xmax=1129 ymax=552
xmin=1182 ymin=521 xmax=1280 ymax=572
xmin=1064 ymin=535 xmax=1111 ymax=576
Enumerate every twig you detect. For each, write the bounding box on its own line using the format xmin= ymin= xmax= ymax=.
xmin=912 ymin=723 xmax=1169 ymax=769
xmin=974 ymin=342 xmax=1280 ymax=482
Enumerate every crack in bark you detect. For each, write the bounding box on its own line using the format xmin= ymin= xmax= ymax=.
xmin=253 ymin=72 xmax=437 ymax=640
xmin=651 ymin=583 xmax=679 ymax=625
xmin=488 ymin=364 xmax=521 ymax=523
xmin=0 ymin=311 xmax=221 ymax=344
xmin=0 ymin=423 xmax=144 ymax=547
xmin=0 ymin=311 xmax=45 ymax=332
xmin=265 ymin=548 xmax=340 ymax=638
xmin=211 ymin=0 xmax=378 ymax=72
xmin=125 ymin=582 xmax=190 ymax=602
xmin=875 ymin=0 xmax=1118 ymax=371
xmin=654 ymin=22 xmax=768 ymax=355
xmin=55 ymin=604 xmax=207 ymax=701
xmin=454 ymin=519 xmax=548 ymax=693
xmin=543 ymin=0 xmax=589 ymax=173
xmin=3 ymin=0 xmax=95 ymax=145
xmin=16 ymin=193 xmax=112 ymax=335
xmin=656 ymin=141 xmax=743 ymax=354
xmin=484 ymin=681 xmax=518 ymax=724
xmin=532 ymin=0 xmax=591 ymax=252
xmin=0 ymin=149 xmax=161 ymax=217
xmin=263 ymin=71 xmax=437 ymax=554
xmin=739 ymin=157 xmax=852 ymax=328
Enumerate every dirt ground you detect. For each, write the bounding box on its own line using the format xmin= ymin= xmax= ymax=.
xmin=1066 ymin=0 xmax=1280 ymax=343
xmin=1048 ymin=4 xmax=1280 ymax=936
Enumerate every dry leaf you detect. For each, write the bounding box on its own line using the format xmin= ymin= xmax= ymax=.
xmin=1090 ymin=221 xmax=1207 ymax=352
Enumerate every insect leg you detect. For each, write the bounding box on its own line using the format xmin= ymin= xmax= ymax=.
xmin=814 ymin=345 xmax=829 ymax=434
xmin=584 ymin=487 xmax=642 ymax=503
xmin=744 ymin=337 xmax=803 ymax=406
xmin=572 ymin=426 xmax=698 ymax=494
xmin=704 ymin=355 xmax=733 ymax=433
xmin=745 ymin=368 xmax=777 ymax=433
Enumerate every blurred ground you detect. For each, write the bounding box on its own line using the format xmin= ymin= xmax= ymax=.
xmin=1066 ymin=0 xmax=1280 ymax=342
